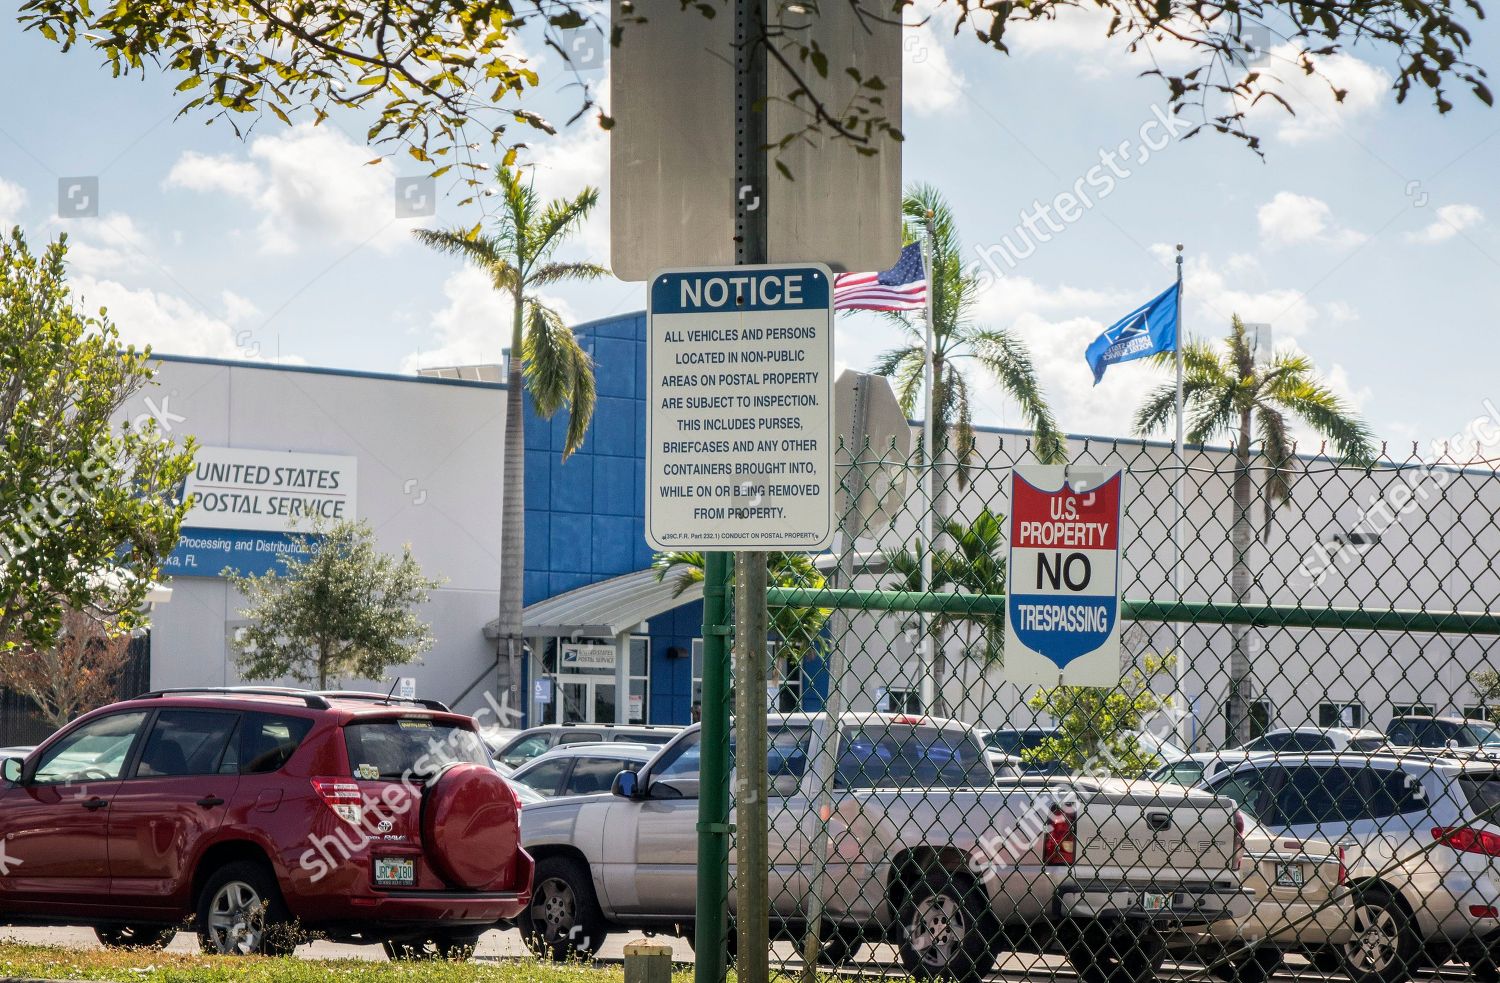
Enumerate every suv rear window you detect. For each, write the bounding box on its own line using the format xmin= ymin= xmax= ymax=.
xmin=836 ymin=726 xmax=989 ymax=790
xmin=1460 ymin=774 xmax=1500 ymax=820
xmin=343 ymin=718 xmax=490 ymax=780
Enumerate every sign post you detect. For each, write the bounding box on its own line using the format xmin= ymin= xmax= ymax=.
xmin=1003 ymin=466 xmax=1128 ymax=686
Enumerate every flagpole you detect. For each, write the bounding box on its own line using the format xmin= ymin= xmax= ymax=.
xmin=1172 ymin=244 xmax=1189 ymax=747
xmin=919 ymin=214 xmax=937 ymax=713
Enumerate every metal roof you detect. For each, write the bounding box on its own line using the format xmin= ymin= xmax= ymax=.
xmin=491 ymin=552 xmax=890 ymax=640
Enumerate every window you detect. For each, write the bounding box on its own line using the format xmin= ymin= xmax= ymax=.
xmin=1276 ymin=766 xmax=1357 ymax=826
xmin=515 ymin=758 xmax=569 ymax=796
xmin=32 ymin=712 xmax=148 ymax=785
xmin=565 ymin=757 xmax=639 ymax=796
xmin=558 ymin=731 xmax=606 ymax=745
xmin=1246 ymin=732 xmax=1331 ymax=753
xmin=834 ymin=725 xmax=989 ymax=790
xmin=1205 ymin=768 xmax=1276 ymax=821
xmin=136 ymin=710 xmax=239 ymax=777
xmin=1158 ymin=761 xmax=1206 ymax=786
xmin=1223 ymin=700 xmax=1272 ymax=745
xmin=878 ymin=689 xmax=923 ymax=714
xmin=240 ymin=714 xmax=313 ymax=774
xmin=1391 ymin=704 xmax=1434 ymax=719
xmin=342 ymin=718 xmax=489 ymax=780
xmin=1318 ymin=703 xmax=1366 ymax=728
xmin=1357 ymin=767 xmax=1428 ymax=818
xmin=1460 ymin=774 xmax=1500 ymax=820
xmin=498 ymin=734 xmax=551 ymax=767
xmin=650 ymin=732 xmax=701 ymax=798
xmin=1464 ymin=706 xmax=1494 ymax=723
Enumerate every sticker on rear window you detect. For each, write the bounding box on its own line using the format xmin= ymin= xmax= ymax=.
xmin=397 ymin=718 xmax=433 ymax=730
xmin=355 ymin=763 xmax=380 ymax=780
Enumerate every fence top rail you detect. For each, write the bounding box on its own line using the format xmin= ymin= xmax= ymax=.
xmin=763 ymin=586 xmax=1500 ymax=636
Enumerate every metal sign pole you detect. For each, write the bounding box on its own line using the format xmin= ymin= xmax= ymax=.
xmin=732 ymin=0 xmax=771 ymax=981
xmin=693 ymin=551 xmax=732 ymax=983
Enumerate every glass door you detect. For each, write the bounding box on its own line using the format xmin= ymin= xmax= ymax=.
xmin=559 ymin=679 xmax=617 ymax=724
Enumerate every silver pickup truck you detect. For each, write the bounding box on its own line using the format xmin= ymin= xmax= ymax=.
xmin=518 ymin=713 xmax=1252 ymax=982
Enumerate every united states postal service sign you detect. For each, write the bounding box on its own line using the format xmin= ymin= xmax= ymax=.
xmin=1003 ymin=465 xmax=1127 ymax=686
xmin=645 ymin=264 xmax=835 ymax=551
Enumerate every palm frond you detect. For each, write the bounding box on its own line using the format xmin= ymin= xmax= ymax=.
xmin=1273 ymin=380 xmax=1376 ymax=466
xmin=530 ymin=261 xmax=609 ymax=288
xmin=965 ymin=328 xmax=1066 ymax=464
xmin=527 ymin=185 xmax=601 ymax=266
xmin=411 ymin=229 xmax=520 ymax=295
xmin=522 ymin=302 xmax=596 ymax=457
xmin=872 ymin=345 xmax=925 ymax=417
xmin=1256 ymin=405 xmax=1295 ymax=540
xmin=651 ymin=551 xmax=705 ymax=598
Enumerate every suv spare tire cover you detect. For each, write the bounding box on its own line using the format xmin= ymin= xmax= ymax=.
xmin=421 ymin=762 xmax=521 ymax=889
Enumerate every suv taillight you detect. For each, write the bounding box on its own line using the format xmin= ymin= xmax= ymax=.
xmin=1433 ymin=826 xmax=1500 ymax=855
xmin=312 ymin=778 xmax=363 ymax=825
xmin=1043 ymin=808 xmax=1076 ymax=866
xmin=1337 ymin=845 xmax=1348 ymax=885
xmin=1233 ymin=811 xmax=1246 ymax=871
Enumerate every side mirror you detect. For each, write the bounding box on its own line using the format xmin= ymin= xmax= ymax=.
xmin=2 ymin=758 xmax=23 ymax=784
xmin=612 ymin=769 xmax=640 ymax=799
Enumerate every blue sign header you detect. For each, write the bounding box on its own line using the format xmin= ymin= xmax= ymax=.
xmin=650 ymin=265 xmax=831 ymax=315
xmin=162 ymin=527 xmax=320 ymax=578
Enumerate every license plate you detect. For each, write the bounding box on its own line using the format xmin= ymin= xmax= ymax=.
xmin=374 ymin=857 xmax=415 ymax=886
xmin=1274 ymin=862 xmax=1305 ymax=887
xmin=1141 ymin=892 xmax=1172 ymax=911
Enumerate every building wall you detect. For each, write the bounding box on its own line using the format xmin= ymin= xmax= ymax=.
xmin=125 ymin=356 xmax=507 ymax=716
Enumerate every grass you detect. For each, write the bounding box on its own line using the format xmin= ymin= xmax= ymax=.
xmin=0 ymin=942 xmax=699 ymax=983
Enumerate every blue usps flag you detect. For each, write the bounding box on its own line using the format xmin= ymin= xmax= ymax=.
xmin=1085 ymin=283 xmax=1179 ymax=384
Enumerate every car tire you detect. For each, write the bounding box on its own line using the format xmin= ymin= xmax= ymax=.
xmin=815 ymin=924 xmax=864 ymax=966
xmin=518 ymin=856 xmax=607 ymax=961
xmin=195 ymin=860 xmax=295 ymax=956
xmin=1471 ymin=952 xmax=1500 ymax=983
xmin=896 ymin=869 xmax=997 ymax=983
xmin=1064 ymin=920 xmax=1166 ymax=983
xmin=382 ymin=931 xmax=481 ymax=961
xmin=1341 ymin=886 xmax=1418 ymax=983
xmin=685 ymin=921 xmax=738 ymax=961
xmin=1209 ymin=944 xmax=1283 ymax=983
xmin=94 ymin=924 xmax=177 ymax=950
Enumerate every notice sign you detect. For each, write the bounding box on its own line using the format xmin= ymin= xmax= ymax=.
xmin=645 ymin=264 xmax=834 ymax=551
xmin=1003 ymin=465 xmax=1127 ymax=686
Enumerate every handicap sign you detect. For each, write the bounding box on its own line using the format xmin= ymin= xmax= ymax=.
xmin=1003 ymin=465 xmax=1127 ymax=686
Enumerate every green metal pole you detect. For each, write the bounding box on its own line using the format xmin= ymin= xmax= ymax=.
xmin=694 ymin=551 xmax=733 ymax=983
xmin=765 ymin=586 xmax=1500 ymax=636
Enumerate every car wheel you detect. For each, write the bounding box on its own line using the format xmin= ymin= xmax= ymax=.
xmin=518 ymin=856 xmax=606 ymax=961
xmin=1341 ymin=886 xmax=1417 ymax=983
xmin=815 ymin=924 xmax=864 ymax=966
xmin=1470 ymin=952 xmax=1500 ymax=983
xmin=896 ymin=869 xmax=996 ymax=983
xmin=1209 ymin=944 xmax=1283 ymax=983
xmin=196 ymin=860 xmax=295 ymax=956
xmin=382 ymin=931 xmax=481 ymax=961
xmin=94 ymin=924 xmax=177 ymax=950
xmin=1064 ymin=921 xmax=1166 ymax=983
xmin=685 ymin=921 xmax=738 ymax=961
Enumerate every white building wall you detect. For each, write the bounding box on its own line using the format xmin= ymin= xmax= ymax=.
xmin=118 ymin=357 xmax=507 ymax=716
xmin=832 ymin=425 xmax=1500 ymax=746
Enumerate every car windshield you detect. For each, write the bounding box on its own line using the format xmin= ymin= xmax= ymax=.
xmin=985 ymin=730 xmax=1049 ymax=755
xmin=1466 ymin=724 xmax=1500 ymax=747
xmin=343 ymin=717 xmax=491 ymax=780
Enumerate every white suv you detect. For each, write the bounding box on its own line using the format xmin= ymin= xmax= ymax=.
xmin=492 ymin=723 xmax=681 ymax=768
xmin=1205 ymin=752 xmax=1500 ymax=983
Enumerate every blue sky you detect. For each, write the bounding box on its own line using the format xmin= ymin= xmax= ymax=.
xmin=1 ymin=8 xmax=1497 ymax=454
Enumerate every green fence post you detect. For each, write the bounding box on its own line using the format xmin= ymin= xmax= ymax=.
xmin=695 ymin=550 xmax=733 ymax=983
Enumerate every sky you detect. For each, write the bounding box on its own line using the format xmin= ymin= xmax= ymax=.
xmin=1 ymin=7 xmax=1498 ymax=457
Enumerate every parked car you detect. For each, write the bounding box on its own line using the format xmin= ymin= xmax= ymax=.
xmin=510 ymin=743 xmax=653 ymax=798
xmin=1239 ymin=726 xmax=1390 ymax=755
xmin=0 ymin=686 xmax=533 ymax=959
xmin=1204 ymin=751 xmax=1500 ymax=983
xmin=493 ymin=723 xmax=682 ymax=768
xmin=520 ymin=712 xmax=1251 ymax=982
xmin=1384 ymin=716 xmax=1500 ymax=757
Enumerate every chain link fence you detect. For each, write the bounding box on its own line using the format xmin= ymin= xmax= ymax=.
xmin=690 ymin=431 xmax=1500 ymax=983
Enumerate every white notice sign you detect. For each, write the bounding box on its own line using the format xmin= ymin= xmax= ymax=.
xmin=645 ymin=265 xmax=834 ymax=551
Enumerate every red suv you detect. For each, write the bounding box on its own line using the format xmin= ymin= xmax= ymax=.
xmin=0 ymin=687 xmax=532 ymax=958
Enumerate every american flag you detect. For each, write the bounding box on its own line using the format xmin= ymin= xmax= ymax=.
xmin=834 ymin=242 xmax=928 ymax=311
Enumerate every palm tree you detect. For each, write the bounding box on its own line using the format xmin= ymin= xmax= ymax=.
xmin=872 ymin=185 xmax=1066 ymax=472
xmin=1133 ymin=315 xmax=1374 ymax=746
xmin=883 ymin=509 xmax=1006 ymax=716
xmin=414 ymin=166 xmax=605 ymax=712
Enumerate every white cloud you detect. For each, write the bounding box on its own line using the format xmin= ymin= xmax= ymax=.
xmin=904 ymin=23 xmax=966 ymax=114
xmin=73 ymin=275 xmax=249 ymax=359
xmin=1245 ymin=45 xmax=1390 ymax=144
xmin=1407 ymin=203 xmax=1484 ymax=243
xmin=55 ymin=212 xmax=155 ymax=276
xmin=0 ymin=177 xmax=26 ymax=231
xmin=401 ymin=267 xmax=577 ymax=373
xmin=1257 ymin=191 xmax=1365 ymax=247
xmin=521 ymin=122 xmax=610 ymax=262
xmin=1004 ymin=7 xmax=1200 ymax=78
xmin=165 ymin=123 xmax=421 ymax=255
